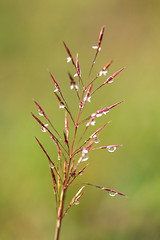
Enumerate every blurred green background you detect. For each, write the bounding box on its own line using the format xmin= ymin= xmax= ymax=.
xmin=1 ymin=0 xmax=160 ymax=239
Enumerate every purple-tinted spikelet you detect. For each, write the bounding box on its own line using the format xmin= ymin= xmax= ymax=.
xmin=32 ymin=26 xmax=126 ymax=240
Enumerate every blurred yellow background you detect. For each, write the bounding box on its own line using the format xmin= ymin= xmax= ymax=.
xmin=1 ymin=0 xmax=160 ymax=239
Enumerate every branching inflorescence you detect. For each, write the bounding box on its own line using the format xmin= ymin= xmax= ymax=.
xmin=32 ymin=26 xmax=126 ymax=240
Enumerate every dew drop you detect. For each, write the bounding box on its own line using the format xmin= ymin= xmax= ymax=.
xmin=74 ymin=201 xmax=79 ymax=205
xmin=107 ymin=146 xmax=116 ymax=153
xmin=107 ymin=79 xmax=114 ymax=83
xmin=38 ymin=110 xmax=44 ymax=116
xmin=94 ymin=138 xmax=100 ymax=144
xmin=109 ymin=192 xmax=117 ymax=197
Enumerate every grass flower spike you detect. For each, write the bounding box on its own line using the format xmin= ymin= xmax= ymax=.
xmin=32 ymin=26 xmax=126 ymax=240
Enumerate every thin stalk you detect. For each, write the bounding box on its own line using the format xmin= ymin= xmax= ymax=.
xmin=70 ymin=87 xmax=86 ymax=157
xmin=54 ymin=187 xmax=66 ymax=240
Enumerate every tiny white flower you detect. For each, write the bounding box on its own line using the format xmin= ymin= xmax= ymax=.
xmin=82 ymin=148 xmax=88 ymax=154
xmin=92 ymin=134 xmax=97 ymax=138
xmin=74 ymin=73 xmax=78 ymax=77
xmin=67 ymin=57 xmax=71 ymax=63
xmin=74 ymin=72 xmax=81 ymax=77
xmin=92 ymin=46 xmax=98 ymax=49
xmin=87 ymin=96 xmax=91 ymax=102
xmin=59 ymin=104 xmax=65 ymax=109
xmin=41 ymin=124 xmax=48 ymax=132
xmin=91 ymin=120 xmax=96 ymax=126
xmin=91 ymin=113 xmax=96 ymax=117
xmin=49 ymin=164 xmax=54 ymax=169
xmin=86 ymin=122 xmax=89 ymax=127
xmin=92 ymin=46 xmax=101 ymax=51
xmin=75 ymin=84 xmax=79 ymax=90
xmin=81 ymin=157 xmax=88 ymax=162
xmin=99 ymin=71 xmax=103 ymax=77
xmin=103 ymin=110 xmax=109 ymax=115
xmin=96 ymin=113 xmax=103 ymax=117
xmin=86 ymin=118 xmax=96 ymax=127
xmin=99 ymin=70 xmax=108 ymax=76
xmin=54 ymin=87 xmax=58 ymax=92
xmin=79 ymin=102 xmax=84 ymax=109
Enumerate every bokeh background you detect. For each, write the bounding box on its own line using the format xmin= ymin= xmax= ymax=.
xmin=1 ymin=0 xmax=160 ymax=239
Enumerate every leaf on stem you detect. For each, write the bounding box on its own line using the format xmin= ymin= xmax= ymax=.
xmin=32 ymin=113 xmax=56 ymax=142
xmin=63 ymin=131 xmax=69 ymax=147
xmin=83 ymin=101 xmax=123 ymax=127
xmin=83 ymin=83 xmax=93 ymax=104
xmin=92 ymin=144 xmax=122 ymax=153
xmin=63 ymin=185 xmax=86 ymax=217
xmin=63 ymin=41 xmax=75 ymax=66
xmin=98 ymin=25 xmax=105 ymax=48
xmin=90 ymin=121 xmax=111 ymax=139
xmin=104 ymin=67 xmax=125 ymax=84
xmin=54 ymin=92 xmax=65 ymax=109
xmin=65 ymin=112 xmax=69 ymax=140
xmin=85 ymin=183 xmax=125 ymax=197
xmin=98 ymin=60 xmax=113 ymax=77
xmin=50 ymin=168 xmax=57 ymax=195
xmin=49 ymin=72 xmax=61 ymax=93
xmin=76 ymin=54 xmax=81 ymax=78
xmin=34 ymin=99 xmax=47 ymax=118
xmin=35 ymin=137 xmax=56 ymax=169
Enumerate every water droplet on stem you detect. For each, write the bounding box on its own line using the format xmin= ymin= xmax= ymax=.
xmin=109 ymin=192 xmax=117 ymax=197
xmin=107 ymin=146 xmax=116 ymax=152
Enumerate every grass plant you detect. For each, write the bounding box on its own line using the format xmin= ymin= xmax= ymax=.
xmin=32 ymin=26 xmax=125 ymax=240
